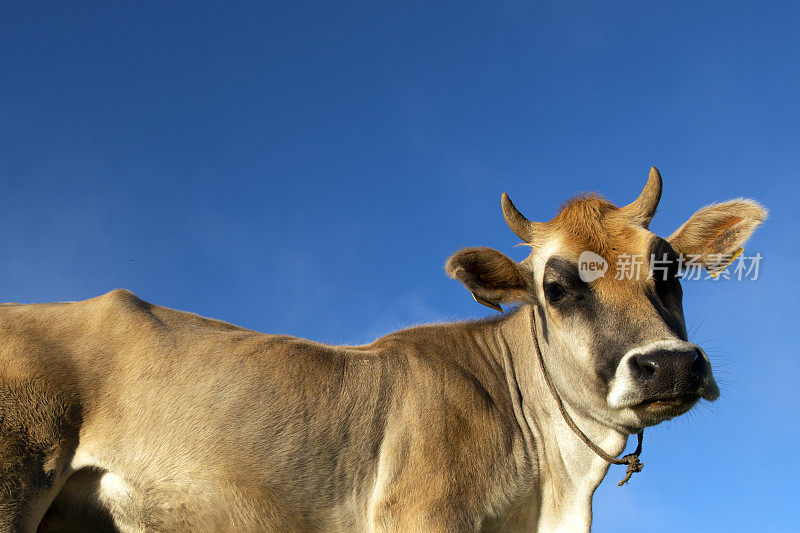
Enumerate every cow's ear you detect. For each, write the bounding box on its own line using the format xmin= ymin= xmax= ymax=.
xmin=667 ymin=199 xmax=767 ymax=273
xmin=446 ymin=247 xmax=533 ymax=312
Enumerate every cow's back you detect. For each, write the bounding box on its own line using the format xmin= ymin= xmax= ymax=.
xmin=0 ymin=290 xmax=404 ymax=531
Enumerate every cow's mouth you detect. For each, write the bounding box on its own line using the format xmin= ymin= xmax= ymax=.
xmin=635 ymin=393 xmax=700 ymax=417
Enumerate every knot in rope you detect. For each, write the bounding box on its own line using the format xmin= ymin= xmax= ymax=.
xmin=616 ymin=453 xmax=644 ymax=487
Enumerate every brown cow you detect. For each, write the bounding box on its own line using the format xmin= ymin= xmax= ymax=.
xmin=0 ymin=168 xmax=765 ymax=532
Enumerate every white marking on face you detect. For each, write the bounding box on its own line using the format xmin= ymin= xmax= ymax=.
xmin=607 ymin=339 xmax=709 ymax=408
xmin=527 ymin=237 xmax=563 ymax=289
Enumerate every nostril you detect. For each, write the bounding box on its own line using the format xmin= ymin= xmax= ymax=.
xmin=690 ymin=351 xmax=706 ymax=379
xmin=631 ymin=355 xmax=658 ymax=379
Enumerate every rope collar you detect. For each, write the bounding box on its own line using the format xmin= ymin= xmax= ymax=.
xmin=530 ymin=309 xmax=644 ymax=487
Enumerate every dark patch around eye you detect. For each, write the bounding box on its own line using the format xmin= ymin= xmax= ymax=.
xmin=542 ymin=256 xmax=593 ymax=312
xmin=646 ymin=237 xmax=687 ymax=339
xmin=649 ymin=238 xmax=682 ymax=280
xmin=543 ymin=257 xmax=587 ymax=291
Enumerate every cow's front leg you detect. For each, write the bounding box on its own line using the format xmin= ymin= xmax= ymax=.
xmin=0 ymin=380 xmax=80 ymax=533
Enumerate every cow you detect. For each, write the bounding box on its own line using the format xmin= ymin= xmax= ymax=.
xmin=0 ymin=167 xmax=765 ymax=532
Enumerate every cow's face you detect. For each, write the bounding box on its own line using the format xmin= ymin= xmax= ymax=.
xmin=447 ymin=168 xmax=765 ymax=432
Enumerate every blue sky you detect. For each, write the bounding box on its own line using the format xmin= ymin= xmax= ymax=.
xmin=2 ymin=2 xmax=797 ymax=530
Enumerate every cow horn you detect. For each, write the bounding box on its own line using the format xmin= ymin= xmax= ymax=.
xmin=621 ymin=166 xmax=662 ymax=228
xmin=502 ymin=193 xmax=535 ymax=242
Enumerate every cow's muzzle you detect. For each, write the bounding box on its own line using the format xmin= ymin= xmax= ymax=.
xmin=607 ymin=341 xmax=720 ymax=417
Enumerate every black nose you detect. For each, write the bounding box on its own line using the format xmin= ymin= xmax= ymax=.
xmin=630 ymin=348 xmax=708 ymax=386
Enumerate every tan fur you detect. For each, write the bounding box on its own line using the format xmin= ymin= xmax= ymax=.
xmin=529 ymin=193 xmax=653 ymax=266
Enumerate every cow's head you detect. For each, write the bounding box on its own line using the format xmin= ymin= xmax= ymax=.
xmin=447 ymin=168 xmax=766 ymax=432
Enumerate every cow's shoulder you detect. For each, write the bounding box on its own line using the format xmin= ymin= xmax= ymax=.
xmin=372 ymin=321 xmax=521 ymax=453
xmin=364 ymin=323 xmax=527 ymax=531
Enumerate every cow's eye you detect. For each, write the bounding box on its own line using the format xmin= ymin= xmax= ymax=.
xmin=543 ymin=282 xmax=566 ymax=303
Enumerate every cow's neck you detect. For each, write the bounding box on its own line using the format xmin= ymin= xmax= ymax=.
xmin=485 ymin=306 xmax=629 ymax=532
